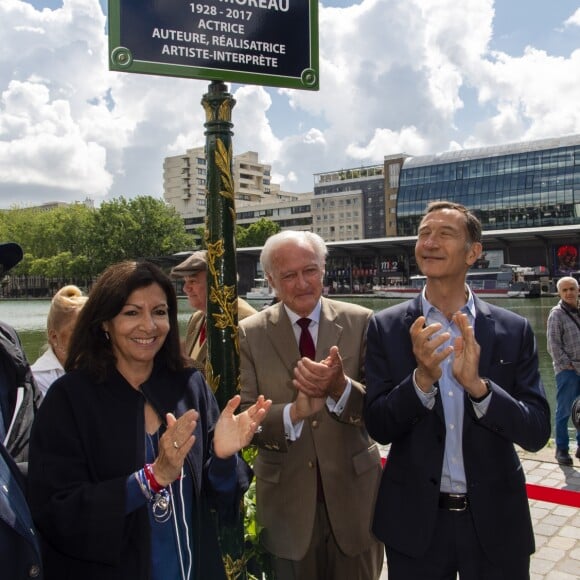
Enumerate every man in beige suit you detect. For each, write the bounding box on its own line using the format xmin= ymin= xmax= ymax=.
xmin=239 ymin=231 xmax=383 ymax=580
xmin=171 ymin=250 xmax=257 ymax=373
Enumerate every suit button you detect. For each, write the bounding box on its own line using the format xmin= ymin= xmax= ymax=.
xmin=312 ymin=420 xmax=319 ymax=428
xmin=308 ymin=461 xmax=314 ymax=468
xmin=29 ymin=564 xmax=40 ymax=578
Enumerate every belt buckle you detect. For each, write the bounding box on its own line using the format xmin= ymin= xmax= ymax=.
xmin=448 ymin=493 xmax=467 ymax=512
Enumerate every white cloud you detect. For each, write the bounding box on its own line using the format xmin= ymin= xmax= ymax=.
xmin=0 ymin=78 xmax=112 ymax=195
xmin=564 ymin=8 xmax=580 ymax=28
xmin=346 ymin=126 xmax=429 ymax=159
xmin=465 ymin=46 xmax=580 ymax=145
xmin=0 ymin=0 xmax=580 ymax=206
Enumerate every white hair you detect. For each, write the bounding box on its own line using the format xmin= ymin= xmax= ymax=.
xmin=260 ymin=230 xmax=328 ymax=275
xmin=557 ymin=276 xmax=579 ymax=291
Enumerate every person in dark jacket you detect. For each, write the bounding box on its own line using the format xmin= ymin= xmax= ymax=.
xmin=364 ymin=202 xmax=550 ymax=580
xmin=0 ymin=241 xmax=43 ymax=578
xmin=0 ymin=441 xmax=43 ymax=579
xmin=0 ymin=243 xmax=43 ymax=473
xmin=28 ymin=260 xmax=270 ymax=580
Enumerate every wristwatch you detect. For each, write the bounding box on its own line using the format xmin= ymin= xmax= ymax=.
xmin=469 ymin=379 xmax=491 ymax=403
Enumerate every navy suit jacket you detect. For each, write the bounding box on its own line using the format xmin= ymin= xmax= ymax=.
xmin=363 ymin=295 xmax=551 ymax=564
xmin=0 ymin=442 xmax=43 ymax=579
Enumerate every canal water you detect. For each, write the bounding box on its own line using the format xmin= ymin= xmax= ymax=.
xmin=0 ymin=295 xmax=563 ymax=438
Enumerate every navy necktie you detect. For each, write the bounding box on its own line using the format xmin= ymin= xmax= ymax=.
xmin=297 ymin=318 xmax=315 ymax=359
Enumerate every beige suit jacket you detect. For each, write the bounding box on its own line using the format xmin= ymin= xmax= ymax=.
xmin=239 ymin=297 xmax=382 ymax=561
xmin=184 ymin=297 xmax=257 ymax=372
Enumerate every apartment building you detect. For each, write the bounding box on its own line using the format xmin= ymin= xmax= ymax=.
xmin=312 ymin=164 xmax=385 ymax=241
xmin=163 ymin=147 xmax=299 ymax=232
xmin=237 ymin=195 xmax=312 ymax=231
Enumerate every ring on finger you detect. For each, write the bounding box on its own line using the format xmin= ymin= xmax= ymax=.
xmin=173 ymin=441 xmax=180 ymax=449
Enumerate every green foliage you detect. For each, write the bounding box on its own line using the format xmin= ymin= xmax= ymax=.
xmin=236 ymin=219 xmax=280 ymax=248
xmin=241 ymin=446 xmax=274 ymax=579
xmin=1 ymin=196 xmax=195 ymax=280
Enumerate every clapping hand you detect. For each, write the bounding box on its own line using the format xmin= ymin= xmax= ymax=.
xmin=451 ymin=311 xmax=486 ymax=397
xmin=213 ymin=394 xmax=272 ymax=459
xmin=293 ymin=346 xmax=347 ymax=400
xmin=410 ymin=316 xmax=452 ymax=391
xmin=154 ymin=409 xmax=199 ymax=487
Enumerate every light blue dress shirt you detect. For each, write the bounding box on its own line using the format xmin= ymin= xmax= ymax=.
xmin=413 ymin=288 xmax=491 ymax=494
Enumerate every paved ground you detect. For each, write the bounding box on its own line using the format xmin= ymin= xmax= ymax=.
xmin=379 ymin=443 xmax=580 ymax=579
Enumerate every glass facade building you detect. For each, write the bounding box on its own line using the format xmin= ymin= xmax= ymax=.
xmin=396 ymin=135 xmax=580 ymax=237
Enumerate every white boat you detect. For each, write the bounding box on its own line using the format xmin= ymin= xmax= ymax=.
xmin=373 ymin=266 xmax=529 ymax=299
xmin=374 ymin=285 xmax=512 ymax=299
xmin=246 ymin=278 xmax=276 ymax=300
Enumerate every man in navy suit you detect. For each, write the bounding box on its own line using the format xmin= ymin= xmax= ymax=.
xmin=364 ymin=201 xmax=550 ymax=580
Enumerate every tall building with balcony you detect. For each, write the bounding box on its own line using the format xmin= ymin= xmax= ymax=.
xmin=163 ymin=147 xmax=295 ymax=233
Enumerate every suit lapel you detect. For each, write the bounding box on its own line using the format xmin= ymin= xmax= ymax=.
xmin=473 ymin=297 xmax=495 ymax=374
xmin=316 ymin=298 xmax=342 ymax=360
xmin=266 ymin=304 xmax=302 ymax=371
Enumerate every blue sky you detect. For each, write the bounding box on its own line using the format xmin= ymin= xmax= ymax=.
xmin=1 ymin=0 xmax=580 ymax=207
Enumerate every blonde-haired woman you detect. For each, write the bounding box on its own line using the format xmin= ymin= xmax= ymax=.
xmin=31 ymin=285 xmax=88 ymax=394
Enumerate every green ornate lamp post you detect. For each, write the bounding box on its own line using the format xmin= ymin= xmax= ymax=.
xmin=201 ymin=80 xmax=239 ymax=406
xmin=201 ymin=80 xmax=247 ymax=579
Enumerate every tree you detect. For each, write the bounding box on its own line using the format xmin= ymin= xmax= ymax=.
xmin=2 ymin=196 xmax=194 ymax=281
xmin=88 ymin=196 xmax=195 ymax=273
xmin=236 ymin=218 xmax=280 ymax=248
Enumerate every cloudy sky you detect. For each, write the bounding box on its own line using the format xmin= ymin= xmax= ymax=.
xmin=1 ymin=0 xmax=580 ymax=208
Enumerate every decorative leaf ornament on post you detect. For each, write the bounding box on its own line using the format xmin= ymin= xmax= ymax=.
xmin=202 ymin=80 xmax=247 ymax=579
xmin=202 ymin=80 xmax=239 ymax=406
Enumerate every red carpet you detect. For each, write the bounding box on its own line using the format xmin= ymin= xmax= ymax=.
xmin=525 ymin=483 xmax=580 ymax=508
xmin=380 ymin=457 xmax=580 ymax=507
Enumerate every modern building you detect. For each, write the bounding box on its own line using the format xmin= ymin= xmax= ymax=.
xmin=395 ymin=134 xmax=580 ymax=277
xmin=396 ymin=135 xmax=580 ymax=234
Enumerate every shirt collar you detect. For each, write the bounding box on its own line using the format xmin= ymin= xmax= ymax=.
xmin=284 ymin=299 xmax=322 ymax=326
xmin=420 ymin=285 xmax=476 ymax=320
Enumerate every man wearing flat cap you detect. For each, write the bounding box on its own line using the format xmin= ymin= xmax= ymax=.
xmin=171 ymin=250 xmax=257 ymax=374
xmin=0 ymin=242 xmax=44 ymax=579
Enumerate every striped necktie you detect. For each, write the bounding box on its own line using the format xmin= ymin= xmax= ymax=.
xmin=199 ymin=320 xmax=206 ymax=346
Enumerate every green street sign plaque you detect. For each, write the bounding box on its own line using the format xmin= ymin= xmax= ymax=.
xmin=108 ymin=0 xmax=319 ymax=90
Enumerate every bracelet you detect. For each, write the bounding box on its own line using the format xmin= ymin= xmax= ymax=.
xmin=134 ymin=469 xmax=153 ymax=501
xmin=144 ymin=463 xmax=166 ymax=493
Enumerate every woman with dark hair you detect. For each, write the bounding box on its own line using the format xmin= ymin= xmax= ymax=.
xmin=27 ymin=261 xmax=271 ymax=580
